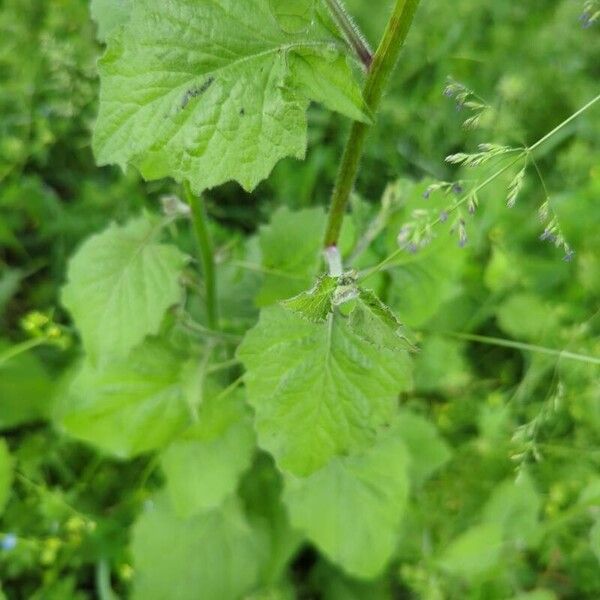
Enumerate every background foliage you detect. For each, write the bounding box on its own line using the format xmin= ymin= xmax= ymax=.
xmin=0 ymin=0 xmax=599 ymax=598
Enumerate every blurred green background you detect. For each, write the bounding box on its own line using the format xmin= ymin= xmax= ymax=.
xmin=1 ymin=0 xmax=599 ymax=598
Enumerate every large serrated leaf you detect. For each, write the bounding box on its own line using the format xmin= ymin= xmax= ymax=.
xmin=283 ymin=428 xmax=410 ymax=578
xmin=93 ymin=0 xmax=368 ymax=193
xmin=62 ymin=214 xmax=188 ymax=363
xmin=237 ymin=305 xmax=412 ymax=476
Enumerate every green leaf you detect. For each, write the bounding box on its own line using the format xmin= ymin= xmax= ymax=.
xmin=281 ymin=275 xmax=338 ymax=322
xmin=132 ymin=495 xmax=263 ymax=600
xmin=160 ymin=389 xmax=255 ymax=518
xmin=395 ymin=410 xmax=451 ymax=486
xmin=283 ymin=429 xmax=410 ymax=578
xmin=291 ymin=52 xmax=372 ymax=124
xmin=438 ymin=522 xmax=504 ymax=579
xmin=496 ymin=293 xmax=559 ymax=342
xmin=0 ymin=342 xmax=54 ymax=430
xmin=90 ymin=0 xmax=132 ymax=41
xmin=62 ymin=214 xmax=188 ymax=363
xmin=482 ymin=474 xmax=541 ymax=547
xmin=349 ymin=289 xmax=416 ymax=352
xmin=238 ymin=306 xmax=412 ymax=476
xmin=0 ymin=269 xmax=22 ymax=316
xmin=257 ymin=207 xmax=327 ymax=306
xmin=55 ymin=340 xmax=191 ymax=458
xmin=590 ymin=518 xmax=600 ymax=565
xmin=0 ymin=439 xmax=14 ymax=516
xmin=414 ymin=336 xmax=470 ymax=393
xmin=93 ymin=0 xmax=367 ymax=193
xmin=511 ymin=591 xmax=556 ymax=600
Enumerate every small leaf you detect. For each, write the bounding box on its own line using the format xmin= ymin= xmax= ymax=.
xmin=395 ymin=410 xmax=451 ymax=486
xmin=496 ymin=293 xmax=559 ymax=342
xmin=482 ymin=473 xmax=541 ymax=547
xmin=281 ymin=275 xmax=338 ymax=322
xmin=160 ymin=389 xmax=255 ymax=518
xmin=257 ymin=207 xmax=327 ymax=306
xmin=132 ymin=495 xmax=263 ymax=600
xmin=0 ymin=269 xmax=22 ymax=316
xmin=62 ymin=214 xmax=188 ymax=363
xmin=0 ymin=440 xmax=14 ymax=516
xmin=349 ymin=289 xmax=416 ymax=352
xmin=55 ymin=340 xmax=191 ymax=458
xmin=438 ymin=522 xmax=504 ymax=579
xmin=0 ymin=341 xmax=54 ymax=430
xmin=414 ymin=336 xmax=470 ymax=393
xmin=237 ymin=306 xmax=412 ymax=476
xmin=283 ymin=428 xmax=410 ymax=578
xmin=291 ymin=51 xmax=373 ymax=124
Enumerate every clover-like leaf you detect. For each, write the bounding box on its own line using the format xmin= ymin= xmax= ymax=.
xmin=237 ymin=305 xmax=412 ymax=476
xmin=94 ymin=0 xmax=368 ymax=193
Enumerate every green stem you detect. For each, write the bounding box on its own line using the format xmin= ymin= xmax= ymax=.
xmin=183 ymin=182 xmax=218 ymax=330
xmin=0 ymin=338 xmax=48 ymax=368
xmin=323 ymin=0 xmax=421 ymax=250
xmin=528 ymin=91 xmax=600 ymax=154
xmin=446 ymin=332 xmax=600 ymax=366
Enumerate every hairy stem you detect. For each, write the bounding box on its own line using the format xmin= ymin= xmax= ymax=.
xmin=183 ymin=182 xmax=218 ymax=330
xmin=324 ymin=0 xmax=373 ymax=69
xmin=323 ymin=0 xmax=421 ymax=251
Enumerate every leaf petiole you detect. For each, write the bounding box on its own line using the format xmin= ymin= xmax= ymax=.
xmin=183 ymin=182 xmax=219 ymax=330
xmin=323 ymin=0 xmax=422 ymax=251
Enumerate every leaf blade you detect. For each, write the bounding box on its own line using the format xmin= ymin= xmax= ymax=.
xmin=238 ymin=305 xmax=412 ymax=476
xmin=62 ymin=214 xmax=188 ymax=363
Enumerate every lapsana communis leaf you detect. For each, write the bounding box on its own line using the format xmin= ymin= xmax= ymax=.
xmin=237 ymin=305 xmax=412 ymax=476
xmin=93 ymin=0 xmax=369 ymax=193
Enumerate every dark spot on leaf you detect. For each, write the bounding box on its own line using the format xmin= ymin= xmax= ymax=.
xmin=240 ymin=108 xmax=245 ymax=116
xmin=179 ymin=76 xmax=215 ymax=110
